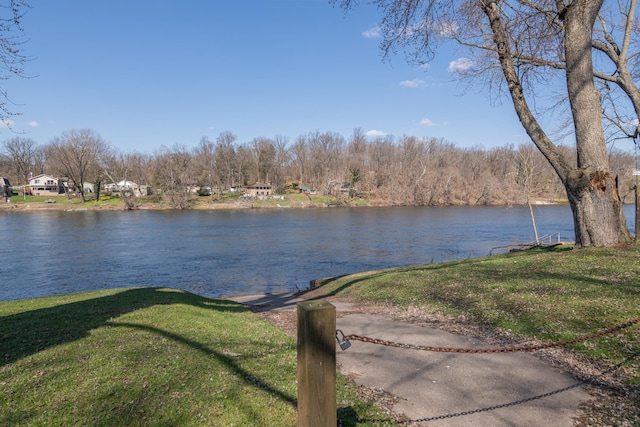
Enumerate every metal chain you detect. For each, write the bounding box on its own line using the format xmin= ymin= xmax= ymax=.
xmin=406 ymin=382 xmax=583 ymax=424
xmin=404 ymin=350 xmax=640 ymax=424
xmin=343 ymin=317 xmax=640 ymax=354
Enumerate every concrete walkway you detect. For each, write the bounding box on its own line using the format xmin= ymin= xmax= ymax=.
xmin=228 ymin=293 xmax=589 ymax=426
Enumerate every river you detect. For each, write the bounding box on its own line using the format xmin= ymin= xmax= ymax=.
xmin=0 ymin=205 xmax=635 ymax=301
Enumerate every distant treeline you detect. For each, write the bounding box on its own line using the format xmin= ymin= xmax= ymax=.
xmin=1 ymin=129 xmax=637 ymax=206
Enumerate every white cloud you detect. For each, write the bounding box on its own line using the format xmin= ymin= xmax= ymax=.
xmin=437 ymin=21 xmax=459 ymax=37
xmin=28 ymin=121 xmax=40 ymax=127
xmin=400 ymin=78 xmax=427 ymax=88
xmin=448 ymin=57 xmax=474 ymax=73
xmin=365 ymin=129 xmax=387 ymax=137
xmin=0 ymin=119 xmax=15 ymax=128
xmin=420 ymin=118 xmax=436 ymax=126
xmin=362 ymin=26 xmax=381 ymax=39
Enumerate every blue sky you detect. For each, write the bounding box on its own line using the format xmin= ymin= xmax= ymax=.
xmin=1 ymin=0 xmax=534 ymax=153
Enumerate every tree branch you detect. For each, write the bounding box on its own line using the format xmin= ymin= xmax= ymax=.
xmin=481 ymin=0 xmax=571 ymax=182
xmin=597 ymin=14 xmax=621 ymax=56
xmin=619 ymin=0 xmax=636 ymax=61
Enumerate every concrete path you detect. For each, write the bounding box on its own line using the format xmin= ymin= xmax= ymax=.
xmin=228 ymin=293 xmax=589 ymax=426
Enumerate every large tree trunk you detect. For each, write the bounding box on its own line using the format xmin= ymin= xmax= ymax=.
xmin=565 ymin=170 xmax=630 ymax=246
xmin=482 ymin=0 xmax=632 ymax=246
xmin=563 ymin=0 xmax=632 ymax=246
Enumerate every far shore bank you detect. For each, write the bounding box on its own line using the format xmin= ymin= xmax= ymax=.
xmin=0 ymin=195 xmax=568 ymax=212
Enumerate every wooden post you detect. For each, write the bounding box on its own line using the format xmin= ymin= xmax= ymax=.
xmin=297 ymin=300 xmax=336 ymax=427
xmin=634 ymin=184 xmax=640 ymax=242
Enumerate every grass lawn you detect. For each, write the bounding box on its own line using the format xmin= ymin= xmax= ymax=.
xmin=313 ymin=244 xmax=640 ymax=424
xmin=8 ymin=194 xmax=124 ymax=209
xmin=317 ymin=245 xmax=640 ymax=369
xmin=0 ymin=288 xmax=394 ymax=426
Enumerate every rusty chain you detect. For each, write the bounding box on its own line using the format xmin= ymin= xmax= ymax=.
xmin=342 ymin=317 xmax=640 ymax=353
xmin=404 ymin=381 xmax=583 ymax=424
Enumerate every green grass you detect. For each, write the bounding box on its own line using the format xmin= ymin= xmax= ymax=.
xmin=95 ymin=195 xmax=126 ymax=206
xmin=0 ymin=288 xmax=394 ymax=426
xmin=312 ymin=245 xmax=640 ymax=422
xmin=9 ymin=194 xmax=124 ymax=208
xmin=316 ymin=246 xmax=640 ymax=364
xmin=10 ymin=194 xmax=81 ymax=205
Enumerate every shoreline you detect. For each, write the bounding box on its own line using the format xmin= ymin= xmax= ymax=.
xmin=0 ymin=197 xmax=568 ymax=212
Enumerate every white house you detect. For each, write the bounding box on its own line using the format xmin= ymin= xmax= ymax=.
xmin=29 ymin=174 xmax=64 ymax=196
xmin=1 ymin=177 xmax=11 ymax=201
xmin=104 ymin=180 xmax=150 ymax=197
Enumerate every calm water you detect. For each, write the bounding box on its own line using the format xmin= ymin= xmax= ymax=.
xmin=0 ymin=205 xmax=634 ymax=301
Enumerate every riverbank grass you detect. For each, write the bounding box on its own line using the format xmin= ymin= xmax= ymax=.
xmin=314 ymin=245 xmax=640 ymax=422
xmin=0 ymin=288 xmax=392 ymax=426
xmin=318 ymin=245 xmax=640 ymax=367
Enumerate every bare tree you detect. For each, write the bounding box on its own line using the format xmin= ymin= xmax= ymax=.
xmin=396 ymin=136 xmax=426 ymax=205
xmin=291 ymin=136 xmax=309 ymax=188
xmin=516 ymin=144 xmax=546 ymax=241
xmin=102 ymin=151 xmax=148 ymax=210
xmin=192 ymin=136 xmax=217 ymax=195
xmin=0 ymin=0 xmax=30 ymax=122
xmin=31 ymin=146 xmax=46 ymax=176
xmin=150 ymin=144 xmax=194 ymax=209
xmin=250 ymin=137 xmax=276 ymax=184
xmin=235 ymin=144 xmax=252 ymax=187
xmin=336 ymin=0 xmax=636 ymax=246
xmin=347 ymin=128 xmax=368 ymax=170
xmin=271 ymin=135 xmax=291 ymax=194
xmin=1 ymin=136 xmax=38 ymax=184
xmin=46 ymin=129 xmax=110 ymax=203
xmin=214 ymin=131 xmax=237 ymax=193
xmin=367 ymin=136 xmax=395 ymax=202
xmin=307 ymin=131 xmax=346 ymax=196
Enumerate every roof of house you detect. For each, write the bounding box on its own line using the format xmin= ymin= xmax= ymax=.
xmin=29 ymin=174 xmax=57 ymax=181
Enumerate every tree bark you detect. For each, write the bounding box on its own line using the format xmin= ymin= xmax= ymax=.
xmin=562 ymin=1 xmax=631 ymax=246
xmin=481 ymin=0 xmax=632 ymax=246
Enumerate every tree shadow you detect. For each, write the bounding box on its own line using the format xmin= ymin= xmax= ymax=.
xmin=108 ymin=321 xmax=296 ymax=407
xmin=305 ymin=272 xmax=389 ymax=297
xmin=336 ymin=405 xmax=400 ymax=426
xmin=1 ymin=287 xmax=301 ymax=425
xmin=0 ymin=287 xmax=246 ymax=367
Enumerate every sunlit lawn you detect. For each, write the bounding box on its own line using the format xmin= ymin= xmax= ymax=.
xmin=0 ymin=288 xmax=394 ymax=426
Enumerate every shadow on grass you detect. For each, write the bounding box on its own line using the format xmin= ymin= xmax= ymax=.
xmin=109 ymin=321 xmax=296 ymax=407
xmin=308 ymin=272 xmax=389 ymax=297
xmin=315 ymin=252 xmax=640 ymax=311
xmin=1 ymin=287 xmax=300 ymax=426
xmin=0 ymin=287 xmax=245 ymax=367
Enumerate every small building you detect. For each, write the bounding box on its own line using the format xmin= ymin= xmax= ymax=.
xmin=83 ymin=182 xmax=95 ymax=194
xmin=300 ymin=186 xmax=317 ymax=195
xmin=29 ymin=174 xmax=64 ymax=196
xmin=328 ymin=180 xmax=352 ymax=196
xmin=0 ymin=177 xmax=11 ymax=201
xmin=104 ymin=180 xmax=150 ymax=197
xmin=245 ymin=183 xmax=272 ymax=199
